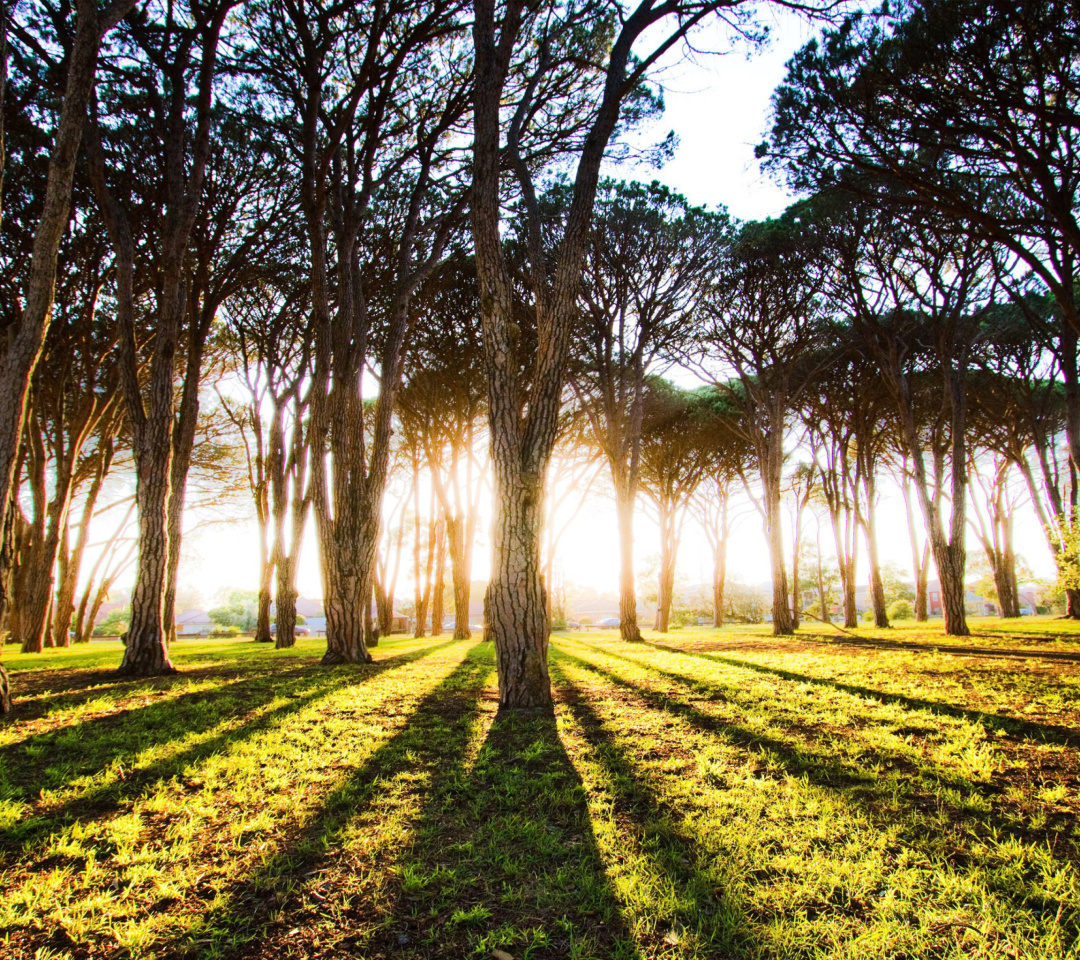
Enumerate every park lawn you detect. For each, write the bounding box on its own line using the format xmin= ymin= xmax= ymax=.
xmin=0 ymin=626 xmax=1075 ymax=959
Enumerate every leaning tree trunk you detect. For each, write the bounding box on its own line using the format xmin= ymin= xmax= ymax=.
xmin=0 ymin=0 xmax=128 ymax=632
xmin=614 ymin=481 xmax=643 ymax=641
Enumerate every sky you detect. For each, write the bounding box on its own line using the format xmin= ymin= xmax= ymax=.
xmin=152 ymin=9 xmax=1057 ymax=610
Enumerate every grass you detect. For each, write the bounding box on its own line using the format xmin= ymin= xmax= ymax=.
xmin=0 ymin=620 xmax=1077 ymax=958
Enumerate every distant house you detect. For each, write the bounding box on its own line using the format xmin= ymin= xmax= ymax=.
xmin=175 ymin=609 xmax=215 ymax=637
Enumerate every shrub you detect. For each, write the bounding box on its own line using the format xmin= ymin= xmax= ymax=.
xmin=210 ymin=625 xmax=242 ymax=638
xmin=887 ymin=599 xmax=914 ymax=620
xmin=93 ymin=608 xmax=131 ymax=637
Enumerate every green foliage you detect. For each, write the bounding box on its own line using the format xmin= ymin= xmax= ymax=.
xmin=879 ymin=562 xmax=915 ymax=605
xmin=209 ymin=625 xmax=242 ymax=638
xmin=887 ymin=599 xmax=915 ymax=620
xmin=92 ymin=607 xmax=131 ymax=637
xmin=208 ymin=588 xmax=260 ymax=632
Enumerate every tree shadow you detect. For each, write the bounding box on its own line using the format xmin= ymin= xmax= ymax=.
xmin=362 ymin=697 xmax=647 ymax=959
xmin=550 ymin=651 xmax=1079 ymax=955
xmin=0 ymin=641 xmax=457 ymax=860
xmin=643 ymin=639 xmax=1080 ymax=748
xmin=163 ymin=646 xmax=496 ymax=959
xmin=550 ymin=662 xmax=759 ymax=959
xmin=554 ymin=643 xmax=1079 ymax=876
xmin=170 ymin=644 xmax=647 ymax=960
xmin=795 ymin=633 xmax=1080 ymax=662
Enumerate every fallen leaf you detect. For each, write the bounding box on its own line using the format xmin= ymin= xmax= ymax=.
xmin=492 ymin=951 xmax=514 ymax=960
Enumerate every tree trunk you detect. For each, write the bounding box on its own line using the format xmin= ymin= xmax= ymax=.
xmin=431 ymin=518 xmax=446 ymax=637
xmin=762 ymin=427 xmax=794 ymax=636
xmin=614 ymin=482 xmax=643 ymax=641
xmin=915 ymin=540 xmax=930 ymax=621
xmin=0 ymin=0 xmax=130 ymax=630
xmin=120 ymin=428 xmax=176 ymax=675
xmin=446 ymin=515 xmax=472 ymax=640
xmin=253 ymin=473 xmax=273 ymax=642
xmin=274 ymin=556 xmax=298 ymax=650
xmin=864 ymin=522 xmax=889 ymax=628
xmin=486 ymin=466 xmax=551 ymax=711
xmin=713 ymin=531 xmax=727 ymax=628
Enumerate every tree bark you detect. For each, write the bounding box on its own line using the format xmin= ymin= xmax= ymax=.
xmin=862 ymin=497 xmax=889 ymax=628
xmin=0 ymin=0 xmax=133 ymax=632
xmin=486 ymin=467 xmax=551 ymax=709
xmin=431 ymin=518 xmax=446 ymax=636
xmin=614 ymin=481 xmax=643 ymax=640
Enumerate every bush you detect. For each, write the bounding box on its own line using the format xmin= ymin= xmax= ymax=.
xmin=210 ymin=625 xmax=242 ymax=638
xmin=887 ymin=599 xmax=914 ymax=620
xmin=93 ymin=608 xmax=131 ymax=637
xmin=862 ymin=608 xmax=874 ymax=622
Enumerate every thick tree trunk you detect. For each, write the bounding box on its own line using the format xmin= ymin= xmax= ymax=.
xmin=274 ymin=558 xmax=298 ymax=650
xmin=316 ymin=474 xmax=377 ymax=663
xmin=931 ymin=534 xmax=969 ymax=636
xmin=614 ymin=483 xmax=643 ymax=641
xmin=486 ymin=467 xmax=550 ymax=711
xmin=121 ymin=430 xmax=176 ymax=675
xmin=323 ymin=566 xmax=372 ymax=663
xmin=1066 ymin=589 xmax=1080 ymax=618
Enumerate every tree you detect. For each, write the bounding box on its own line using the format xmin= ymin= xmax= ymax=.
xmin=85 ymin=0 xmax=240 ymax=676
xmin=823 ymin=200 xmax=1000 ymax=636
xmin=570 ymin=178 xmax=729 ymax=641
xmin=469 ymin=0 xmax=781 ymax=709
xmin=248 ymin=0 xmax=473 ymax=666
xmin=397 ymin=257 xmax=487 ymax=641
xmin=699 ymin=205 xmax=835 ymax=635
xmin=0 ymin=0 xmax=134 ymax=640
xmin=221 ymin=274 xmax=313 ymax=649
xmin=638 ymin=381 xmax=724 ymax=632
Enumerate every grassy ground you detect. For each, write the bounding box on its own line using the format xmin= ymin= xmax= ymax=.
xmin=0 ymin=620 xmax=1077 ymax=959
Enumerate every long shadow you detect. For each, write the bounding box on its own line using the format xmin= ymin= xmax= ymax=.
xmin=550 ymin=660 xmax=758 ymax=960
xmin=0 ymin=641 xmax=457 ymax=859
xmin=553 ymin=645 xmax=1079 ymax=866
xmin=552 ymin=655 xmax=1080 ymax=953
xmin=0 ymin=640 xmax=455 ymax=778
xmin=166 ymin=645 xmax=494 ymax=959
xmin=361 ymin=688 xmax=648 ymax=959
xmin=794 ymin=633 xmax=1080 ymax=662
xmin=643 ymin=639 xmax=1080 ymax=748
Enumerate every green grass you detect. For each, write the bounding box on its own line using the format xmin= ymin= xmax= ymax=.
xmin=0 ymin=623 xmax=1077 ymax=958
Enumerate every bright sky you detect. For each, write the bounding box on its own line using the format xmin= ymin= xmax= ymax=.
xmin=127 ymin=8 xmax=1055 ymax=610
